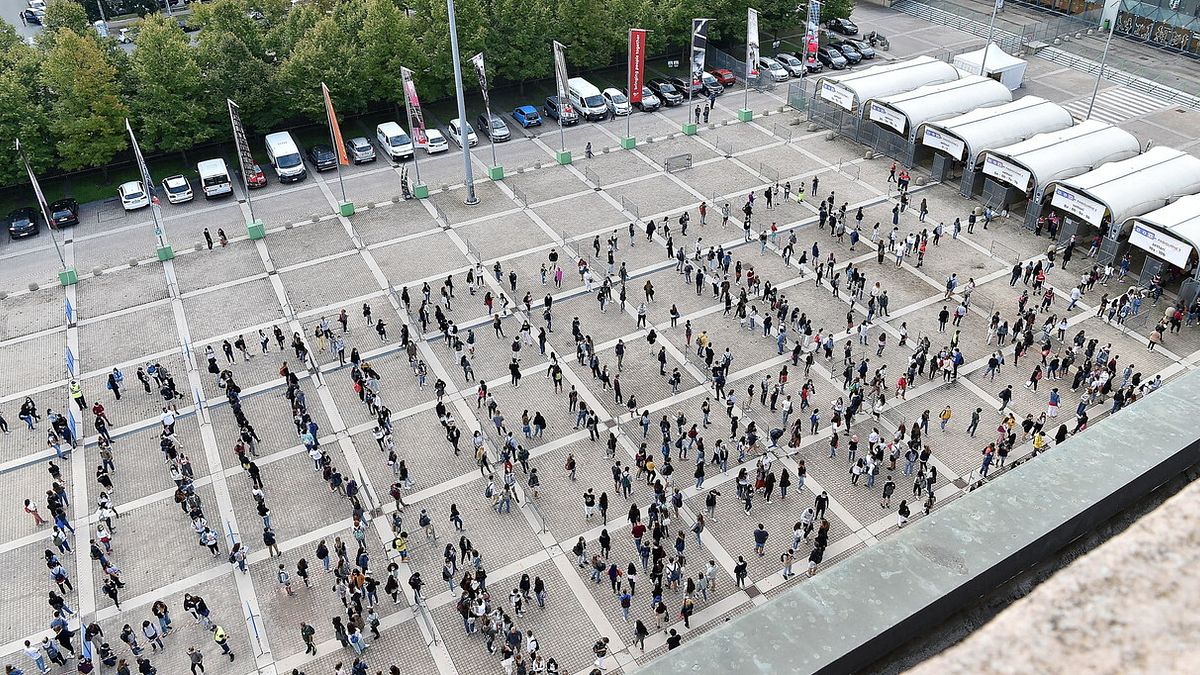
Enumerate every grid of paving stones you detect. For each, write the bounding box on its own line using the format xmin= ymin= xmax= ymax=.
xmin=3 ymin=21 xmax=1200 ymax=674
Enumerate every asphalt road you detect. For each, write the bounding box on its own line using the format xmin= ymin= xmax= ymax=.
xmin=5 ymin=0 xmax=43 ymax=41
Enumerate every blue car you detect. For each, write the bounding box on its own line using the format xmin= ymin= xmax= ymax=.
xmin=512 ymin=105 xmax=542 ymax=128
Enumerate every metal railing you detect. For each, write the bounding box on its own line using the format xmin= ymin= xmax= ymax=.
xmin=621 ymin=195 xmax=641 ymax=221
xmin=511 ymin=183 xmax=528 ymax=207
xmin=584 ymin=165 xmax=602 ymax=187
xmin=432 ymin=200 xmax=450 ymax=226
xmin=713 ymin=135 xmax=735 ymax=156
xmin=665 ymin=153 xmax=693 ymax=174
xmin=772 ymin=121 xmax=794 ymax=142
xmin=759 ymin=162 xmax=779 ymax=184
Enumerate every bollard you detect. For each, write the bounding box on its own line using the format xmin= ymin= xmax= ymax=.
xmin=129 ymin=258 xmax=139 ymax=267
xmin=825 ymin=131 xmax=835 ymax=141
xmin=93 ymin=267 xmax=103 ymax=276
xmin=28 ymin=282 xmax=38 ymax=292
xmin=864 ymin=150 xmax=874 ymax=160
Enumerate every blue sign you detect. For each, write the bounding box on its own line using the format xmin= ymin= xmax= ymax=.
xmin=65 ymin=347 xmax=75 ymax=376
xmin=64 ymin=298 xmax=73 ymax=323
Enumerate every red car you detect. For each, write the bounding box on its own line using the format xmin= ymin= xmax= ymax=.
xmin=707 ymin=68 xmax=736 ymax=86
xmin=245 ymin=163 xmax=268 ymax=189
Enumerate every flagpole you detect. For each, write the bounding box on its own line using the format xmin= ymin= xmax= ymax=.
xmin=979 ymin=0 xmax=1001 ymax=77
xmin=447 ymin=0 xmax=478 ymax=205
xmin=553 ymin=41 xmax=567 ymax=154
xmin=126 ymin=119 xmax=169 ymax=255
xmin=474 ymin=54 xmax=498 ymax=169
xmin=16 ymin=139 xmax=66 ymax=270
xmin=227 ymin=100 xmax=256 ymax=223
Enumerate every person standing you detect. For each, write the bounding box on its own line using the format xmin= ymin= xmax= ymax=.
xmin=212 ymin=625 xmax=234 ymax=661
xmin=187 ymin=646 xmax=205 ymax=675
xmin=300 ymin=622 xmax=317 ymax=655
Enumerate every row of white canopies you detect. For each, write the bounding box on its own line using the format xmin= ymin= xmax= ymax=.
xmin=815 ymin=51 xmax=1200 ymax=272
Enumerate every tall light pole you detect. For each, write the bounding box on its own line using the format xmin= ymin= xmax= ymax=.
xmin=1086 ymin=17 xmax=1117 ymax=121
xmin=978 ymin=0 xmax=1001 ymax=77
xmin=447 ymin=0 xmax=478 ymax=206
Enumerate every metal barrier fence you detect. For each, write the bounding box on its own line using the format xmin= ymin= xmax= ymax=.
xmin=705 ymin=44 xmax=778 ymax=93
xmin=836 ymin=160 xmax=861 ymax=181
xmin=511 ymin=183 xmax=528 ymax=207
xmin=665 ymin=153 xmax=693 ymax=174
xmin=759 ymin=162 xmax=779 ymax=183
xmin=713 ymin=134 xmax=735 ymax=157
xmin=432 ymin=200 xmax=450 ymax=226
xmin=786 ymin=81 xmax=809 ymax=113
xmin=772 ymin=122 xmax=794 ymax=142
xmin=621 ymin=195 xmax=640 ymax=221
xmin=584 ymin=165 xmax=602 ymax=187
xmin=989 ymin=239 xmax=1022 ymax=264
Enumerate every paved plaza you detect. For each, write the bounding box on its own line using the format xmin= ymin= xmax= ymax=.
xmin=4 ymin=8 xmax=1200 ymax=675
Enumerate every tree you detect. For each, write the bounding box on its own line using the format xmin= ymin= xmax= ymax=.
xmin=409 ymin=0 xmax=488 ymax=98
xmin=554 ymin=0 xmax=621 ymax=72
xmin=42 ymin=0 xmax=90 ymax=35
xmin=359 ymin=0 xmax=423 ymax=105
xmin=196 ymin=30 xmax=279 ymax=131
xmin=0 ymin=66 xmax=54 ymax=185
xmin=274 ymin=12 xmax=366 ymax=122
xmin=41 ymin=31 xmax=128 ymax=171
xmin=488 ymin=0 xmax=553 ymax=86
xmin=130 ymin=15 xmax=212 ymax=151
xmin=190 ymin=0 xmax=270 ymax=57
xmin=816 ymin=0 xmax=855 ymax=23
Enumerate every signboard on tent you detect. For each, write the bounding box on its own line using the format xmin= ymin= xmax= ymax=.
xmin=982 ymin=154 xmax=1032 ymax=191
xmin=1051 ymin=186 xmax=1107 ymax=226
xmin=1128 ymin=223 xmax=1191 ymax=269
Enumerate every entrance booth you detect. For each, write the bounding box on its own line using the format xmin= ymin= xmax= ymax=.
xmin=1041 ymin=147 xmax=1200 ymax=264
xmin=915 ymin=97 xmax=1073 ymax=194
xmin=861 ymin=75 xmax=1012 ymax=166
xmin=952 ymin=44 xmax=1028 ymax=91
xmin=975 ymin=120 xmax=1140 ymax=225
xmin=811 ymin=56 xmax=960 ymax=141
xmin=1120 ymin=194 xmax=1200 ymax=303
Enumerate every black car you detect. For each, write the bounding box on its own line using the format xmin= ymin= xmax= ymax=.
xmin=306 ymin=144 xmax=338 ymax=172
xmin=817 ymin=46 xmax=848 ymax=70
xmin=831 ymin=42 xmax=863 ymax=65
xmin=48 ymin=198 xmax=79 ymax=229
xmin=847 ymin=39 xmax=876 ymax=59
xmin=626 ymin=86 xmax=661 ymax=112
xmin=543 ymin=96 xmax=579 ymax=125
xmin=667 ymin=76 xmax=705 ymax=99
xmin=21 ymin=9 xmax=42 ymax=25
xmin=827 ymin=17 xmax=859 ymax=35
xmin=647 ymin=78 xmax=684 ymax=106
xmin=8 ymin=207 xmax=39 ymax=239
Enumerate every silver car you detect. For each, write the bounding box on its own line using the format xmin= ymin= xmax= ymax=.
xmin=476 ymin=113 xmax=511 ymax=142
xmin=345 ymin=137 xmax=376 ymax=164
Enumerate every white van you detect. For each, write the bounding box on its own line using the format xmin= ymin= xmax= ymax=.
xmin=376 ymin=122 xmax=414 ymax=161
xmin=196 ymin=158 xmax=232 ymax=199
xmin=567 ymin=77 xmax=608 ymax=121
xmin=264 ymin=131 xmax=306 ymax=183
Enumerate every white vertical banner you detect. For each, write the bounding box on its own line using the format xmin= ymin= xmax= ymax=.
xmin=747 ymin=8 xmax=760 ymax=77
xmin=125 ymin=118 xmax=169 ymax=250
xmin=471 ymin=52 xmax=490 ymax=110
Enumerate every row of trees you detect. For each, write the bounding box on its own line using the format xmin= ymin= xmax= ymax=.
xmin=1 ymin=0 xmax=852 ymax=186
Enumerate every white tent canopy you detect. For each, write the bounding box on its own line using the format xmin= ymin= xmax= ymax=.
xmin=864 ymin=75 xmax=1013 ymax=141
xmin=815 ymin=55 xmax=960 ymax=114
xmin=1123 ymin=194 xmax=1200 ymax=270
xmin=953 ymin=44 xmax=1027 ymax=91
xmin=1045 ymin=147 xmax=1200 ymax=234
xmin=978 ymin=120 xmax=1141 ymax=199
xmin=917 ymin=97 xmax=1074 ymax=164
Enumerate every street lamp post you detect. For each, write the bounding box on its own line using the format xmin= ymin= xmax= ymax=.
xmin=446 ymin=0 xmax=478 ymax=206
xmin=1086 ymin=17 xmax=1118 ymax=121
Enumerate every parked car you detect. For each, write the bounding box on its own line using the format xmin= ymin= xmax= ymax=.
xmin=48 ymin=199 xmax=79 ymax=229
xmin=117 ymin=28 xmax=132 ymax=44
xmin=700 ymin=72 xmax=724 ymax=96
xmin=161 ymin=175 xmax=194 ymax=204
xmin=846 ymin=39 xmax=876 ymax=59
xmin=543 ymin=96 xmax=579 ymax=125
xmin=305 ymin=144 xmax=338 ymax=171
xmin=626 ymin=86 xmax=661 ymax=112
xmin=345 ymin=136 xmax=376 ymax=164
xmin=647 ymin=78 xmax=683 ymax=106
xmin=21 ymin=8 xmax=42 ymax=24
xmin=757 ymin=57 xmax=791 ymax=82
xmin=28 ymin=0 xmax=46 ymax=10
xmin=245 ymin=163 xmax=268 ymax=189
xmin=376 ymin=122 xmax=414 ymax=161
xmin=602 ymin=88 xmax=632 ymax=116
xmin=827 ymin=17 xmax=859 ymax=35
xmin=707 ymin=68 xmax=736 ymax=87
xmin=773 ymin=53 xmax=807 ymax=77
xmin=817 ymin=46 xmax=848 ymax=70
xmin=447 ymin=118 xmax=478 ymax=147
xmin=793 ymin=51 xmax=824 ymax=73
xmin=831 ymin=41 xmax=863 ymax=65
xmin=423 ymin=128 xmax=449 ymax=154
xmin=512 ymin=105 xmax=542 ymax=128
xmin=667 ymin=76 xmax=705 ymax=98
xmin=476 ymin=113 xmax=511 ymax=142
xmin=7 ymin=207 xmax=39 ymax=239
xmin=118 ymin=181 xmax=150 ymax=211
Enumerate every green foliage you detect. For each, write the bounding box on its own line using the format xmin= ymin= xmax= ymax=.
xmin=130 ymin=15 xmax=212 ymax=152
xmin=42 ymin=0 xmax=90 ymax=35
xmin=10 ymin=0 xmax=838 ymax=182
xmin=40 ymin=31 xmax=128 ymax=171
xmin=819 ymin=0 xmax=856 ymax=22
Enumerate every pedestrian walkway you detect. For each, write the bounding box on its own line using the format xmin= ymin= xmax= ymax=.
xmin=1060 ymin=85 xmax=1173 ymax=125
